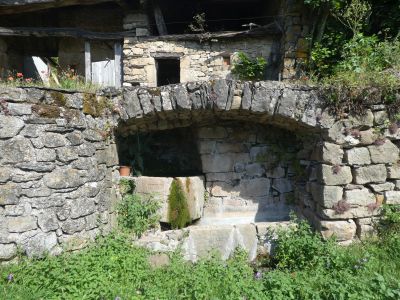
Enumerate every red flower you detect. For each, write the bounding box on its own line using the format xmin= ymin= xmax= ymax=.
xmin=25 ymin=78 xmax=32 ymax=83
xmin=16 ymin=72 xmax=23 ymax=78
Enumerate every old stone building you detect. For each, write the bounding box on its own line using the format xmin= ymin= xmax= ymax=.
xmin=3 ymin=0 xmax=397 ymax=263
xmin=0 ymin=0 xmax=311 ymax=86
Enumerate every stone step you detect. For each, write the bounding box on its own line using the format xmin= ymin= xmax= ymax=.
xmin=135 ymin=222 xmax=292 ymax=262
xmin=201 ymin=207 xmax=291 ymax=225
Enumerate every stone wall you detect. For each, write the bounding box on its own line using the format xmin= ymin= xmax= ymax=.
xmin=1 ymin=81 xmax=400 ymax=262
xmin=302 ymin=108 xmax=400 ymax=242
xmin=197 ymin=123 xmax=298 ymax=225
xmin=123 ymin=38 xmax=277 ymax=87
xmin=0 ymin=87 xmax=119 ymax=262
xmin=279 ymin=0 xmax=312 ymax=80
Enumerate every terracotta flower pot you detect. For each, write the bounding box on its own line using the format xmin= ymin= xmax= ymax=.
xmin=119 ymin=166 xmax=131 ymax=177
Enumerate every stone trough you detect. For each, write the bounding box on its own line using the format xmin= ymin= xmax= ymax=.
xmin=131 ymin=176 xmax=205 ymax=224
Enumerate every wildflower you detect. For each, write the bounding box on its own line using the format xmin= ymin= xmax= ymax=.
xmin=16 ymin=72 xmax=23 ymax=78
xmin=114 ymin=297 xmax=121 ymax=300
xmin=7 ymin=76 xmax=14 ymax=81
xmin=254 ymin=271 xmax=262 ymax=280
xmin=7 ymin=273 xmax=14 ymax=282
xmin=25 ymin=78 xmax=33 ymax=83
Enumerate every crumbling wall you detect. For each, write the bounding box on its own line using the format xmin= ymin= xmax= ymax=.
xmin=123 ymin=38 xmax=276 ymax=87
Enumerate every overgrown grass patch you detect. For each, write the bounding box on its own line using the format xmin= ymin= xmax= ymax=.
xmin=2 ymin=214 xmax=400 ymax=299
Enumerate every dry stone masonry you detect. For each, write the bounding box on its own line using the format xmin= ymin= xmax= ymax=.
xmin=1 ymin=80 xmax=400 ymax=262
xmin=123 ymin=38 xmax=278 ymax=87
xmin=0 ymin=88 xmax=119 ymax=261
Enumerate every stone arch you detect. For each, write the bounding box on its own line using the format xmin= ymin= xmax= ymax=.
xmin=114 ymin=80 xmax=325 ymax=226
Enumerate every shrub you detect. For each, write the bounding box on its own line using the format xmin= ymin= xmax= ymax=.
xmin=320 ymin=36 xmax=400 ymax=116
xmin=270 ymin=216 xmax=338 ymax=271
xmin=378 ymin=204 xmax=400 ymax=235
xmin=117 ymin=192 xmax=160 ymax=237
xmin=119 ymin=178 xmax=135 ymax=195
xmin=168 ymin=178 xmax=191 ymax=229
xmin=231 ymin=52 xmax=267 ymax=81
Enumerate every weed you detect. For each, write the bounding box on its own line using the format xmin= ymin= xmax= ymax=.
xmin=117 ymin=182 xmax=160 ymax=237
xmin=374 ymin=137 xmax=386 ymax=146
xmin=333 ymin=200 xmax=351 ymax=214
xmin=231 ymin=52 xmax=267 ymax=81
xmin=389 ymin=123 xmax=399 ymax=134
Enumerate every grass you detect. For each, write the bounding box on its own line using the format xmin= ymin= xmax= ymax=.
xmin=0 ymin=70 xmax=99 ymax=93
xmin=1 ymin=216 xmax=400 ymax=300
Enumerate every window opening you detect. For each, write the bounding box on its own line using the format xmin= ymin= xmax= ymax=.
xmin=156 ymin=58 xmax=180 ymax=86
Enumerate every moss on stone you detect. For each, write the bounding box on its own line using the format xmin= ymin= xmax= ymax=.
xmin=32 ymin=104 xmax=61 ymax=118
xmin=148 ymin=88 xmax=161 ymax=97
xmin=185 ymin=178 xmax=191 ymax=194
xmin=168 ymin=178 xmax=191 ymax=229
xmin=50 ymin=92 xmax=67 ymax=107
xmin=82 ymin=94 xmax=110 ymax=117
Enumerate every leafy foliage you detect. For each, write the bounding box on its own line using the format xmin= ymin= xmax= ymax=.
xmin=117 ymin=180 xmax=160 ymax=237
xmin=3 ymin=223 xmax=400 ymax=299
xmin=231 ymin=52 xmax=267 ymax=81
xmin=168 ymin=178 xmax=191 ymax=229
xmin=270 ymin=217 xmax=339 ymax=271
xmin=332 ymin=0 xmax=371 ymax=36
xmin=378 ymin=204 xmax=400 ymax=235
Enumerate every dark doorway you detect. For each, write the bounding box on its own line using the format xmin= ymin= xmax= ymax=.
xmin=156 ymin=58 xmax=180 ymax=86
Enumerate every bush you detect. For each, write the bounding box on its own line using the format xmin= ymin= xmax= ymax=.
xmin=168 ymin=178 xmax=191 ymax=229
xmin=271 ymin=217 xmax=340 ymax=271
xmin=231 ymin=52 xmax=267 ymax=81
xmin=378 ymin=204 xmax=400 ymax=235
xmin=320 ymin=36 xmax=400 ymax=116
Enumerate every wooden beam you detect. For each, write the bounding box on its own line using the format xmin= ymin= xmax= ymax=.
xmin=85 ymin=41 xmax=91 ymax=83
xmin=0 ymin=0 xmax=115 ymax=15
xmin=0 ymin=27 xmax=128 ymax=40
xmin=0 ymin=23 xmax=281 ymax=41
xmin=152 ymin=0 xmax=168 ymax=36
xmin=114 ymin=42 xmax=122 ymax=88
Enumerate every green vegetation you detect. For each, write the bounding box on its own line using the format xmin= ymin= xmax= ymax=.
xmin=304 ymin=0 xmax=400 ymax=116
xmin=2 ymin=207 xmax=400 ymax=299
xmin=0 ymin=67 xmax=98 ymax=92
xmin=117 ymin=180 xmax=160 ymax=237
xmin=168 ymin=178 xmax=191 ymax=229
xmin=232 ymin=52 xmax=267 ymax=81
xmin=82 ymin=94 xmax=113 ymax=117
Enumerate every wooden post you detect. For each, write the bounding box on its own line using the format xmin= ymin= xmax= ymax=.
xmin=85 ymin=41 xmax=91 ymax=83
xmin=153 ymin=0 xmax=168 ymax=36
xmin=114 ymin=42 xmax=122 ymax=88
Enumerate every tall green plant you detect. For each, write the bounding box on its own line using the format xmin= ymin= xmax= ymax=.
xmin=117 ymin=180 xmax=160 ymax=237
xmin=168 ymin=178 xmax=191 ymax=229
xmin=231 ymin=52 xmax=267 ymax=81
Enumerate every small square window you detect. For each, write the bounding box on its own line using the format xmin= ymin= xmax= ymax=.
xmin=156 ymin=58 xmax=180 ymax=86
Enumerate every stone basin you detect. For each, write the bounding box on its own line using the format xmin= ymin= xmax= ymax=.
xmin=127 ymin=176 xmax=205 ymax=223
